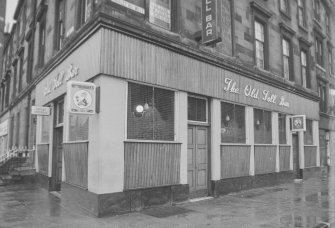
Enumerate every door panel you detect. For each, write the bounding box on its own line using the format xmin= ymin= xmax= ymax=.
xmin=187 ymin=125 xmax=208 ymax=197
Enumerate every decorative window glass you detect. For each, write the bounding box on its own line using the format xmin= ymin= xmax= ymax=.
xmin=304 ymin=119 xmax=313 ymax=145
xmin=68 ymin=114 xmax=89 ymax=141
xmin=221 ymin=102 xmax=246 ymax=143
xmin=254 ymin=109 xmax=272 ymax=144
xmin=41 ymin=115 xmax=50 ymax=143
xmin=298 ymin=0 xmax=305 ymax=27
xmin=188 ymin=96 xmax=207 ymax=122
xmin=127 ymin=83 xmax=174 ymax=141
xmin=255 ymin=20 xmax=265 ymax=69
xmin=301 ymin=50 xmax=307 ymax=87
xmin=282 ymin=38 xmax=291 ymax=79
xmin=278 ymin=113 xmax=286 ymax=144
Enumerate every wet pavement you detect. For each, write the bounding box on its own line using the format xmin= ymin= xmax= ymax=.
xmin=1 ymin=173 xmax=335 ymax=228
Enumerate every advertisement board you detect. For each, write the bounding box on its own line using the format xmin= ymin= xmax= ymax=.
xmin=67 ymin=81 xmax=96 ymax=115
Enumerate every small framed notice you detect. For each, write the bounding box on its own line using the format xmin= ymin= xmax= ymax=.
xmin=291 ymin=115 xmax=306 ymax=132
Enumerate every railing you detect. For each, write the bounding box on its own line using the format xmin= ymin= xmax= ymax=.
xmin=0 ymin=146 xmax=36 ymax=166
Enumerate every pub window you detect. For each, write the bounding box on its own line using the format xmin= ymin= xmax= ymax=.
xmin=40 ymin=115 xmax=50 ymax=143
xmin=55 ymin=0 xmax=66 ymax=50
xmin=278 ymin=113 xmax=286 ymax=144
xmin=254 ymin=109 xmax=272 ymax=144
xmin=254 ymin=20 xmax=266 ymax=69
xmin=68 ymin=114 xmax=89 ymax=141
xmin=127 ymin=82 xmax=174 ymax=141
xmin=221 ymin=102 xmax=246 ymax=143
xmin=297 ymin=0 xmax=306 ymax=27
xmin=304 ymin=119 xmax=313 ymax=145
xmin=315 ymin=35 xmax=324 ymax=67
xmin=282 ymin=38 xmax=292 ymax=80
xmin=188 ymin=96 xmax=207 ymax=122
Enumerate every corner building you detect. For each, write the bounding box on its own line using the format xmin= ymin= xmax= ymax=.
xmin=2 ymin=0 xmax=335 ymax=217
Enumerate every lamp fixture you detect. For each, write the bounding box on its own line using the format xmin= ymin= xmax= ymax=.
xmin=256 ymin=120 xmax=260 ymax=125
xmin=225 ymin=114 xmax=230 ymax=122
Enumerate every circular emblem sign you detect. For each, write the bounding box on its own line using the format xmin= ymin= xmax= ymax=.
xmin=293 ymin=118 xmax=302 ymax=128
xmin=73 ymin=90 xmax=92 ymax=109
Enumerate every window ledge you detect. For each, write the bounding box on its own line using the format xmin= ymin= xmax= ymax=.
xmin=279 ymin=10 xmax=291 ymax=20
xmin=124 ymin=140 xmax=182 ymax=144
xmin=298 ymin=25 xmax=308 ymax=34
xmin=313 ymin=18 xmax=323 ymax=30
xmin=64 ymin=140 xmax=88 ymax=144
xmin=221 ymin=143 xmax=250 ymax=146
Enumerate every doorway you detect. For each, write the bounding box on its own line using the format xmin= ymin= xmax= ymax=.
xmin=187 ymin=125 xmax=209 ymax=198
xmin=292 ymin=133 xmax=302 ymax=179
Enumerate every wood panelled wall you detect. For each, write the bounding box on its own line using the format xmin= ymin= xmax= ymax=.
xmin=279 ymin=146 xmax=290 ymax=171
xmin=221 ymin=145 xmax=250 ymax=178
xmin=63 ymin=142 xmax=88 ymax=189
xmin=254 ymin=145 xmax=277 ymax=174
xmin=100 ymin=28 xmax=319 ymax=119
xmin=37 ymin=144 xmax=49 ymax=176
xmin=124 ymin=142 xmax=181 ymax=190
xmin=304 ymin=146 xmax=317 ymax=168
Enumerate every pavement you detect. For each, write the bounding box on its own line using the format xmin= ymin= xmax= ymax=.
xmin=1 ymin=173 xmax=335 ymax=228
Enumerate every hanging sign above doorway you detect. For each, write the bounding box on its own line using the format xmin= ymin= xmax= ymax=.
xmin=67 ymin=81 xmax=96 ymax=115
xmin=291 ymin=115 xmax=306 ymax=132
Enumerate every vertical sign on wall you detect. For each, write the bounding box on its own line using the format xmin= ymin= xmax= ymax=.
xmin=149 ymin=0 xmax=171 ymax=30
xmin=202 ymin=0 xmax=218 ymax=44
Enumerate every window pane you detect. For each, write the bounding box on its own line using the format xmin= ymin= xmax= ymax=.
xmin=221 ymin=102 xmax=245 ymax=143
xmin=278 ymin=113 xmax=286 ymax=144
xmin=254 ymin=109 xmax=272 ymax=144
xmin=283 ymin=56 xmax=290 ymax=78
xmin=255 ymin=21 xmax=264 ymax=42
xmin=127 ymin=83 xmax=174 ymax=141
xmin=41 ymin=115 xmax=50 ymax=143
xmin=69 ymin=114 xmax=89 ymax=141
xmin=304 ymin=120 xmax=313 ymax=145
xmin=188 ymin=97 xmax=207 ymax=122
xmin=153 ymin=87 xmax=174 ymax=140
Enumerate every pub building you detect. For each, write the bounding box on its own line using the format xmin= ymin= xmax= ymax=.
xmin=31 ymin=0 xmax=323 ymax=217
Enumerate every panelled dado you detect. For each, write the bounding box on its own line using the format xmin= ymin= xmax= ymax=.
xmin=100 ymin=29 xmax=318 ymax=119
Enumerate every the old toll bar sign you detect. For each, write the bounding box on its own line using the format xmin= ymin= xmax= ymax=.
xmin=202 ymin=0 xmax=218 ymax=44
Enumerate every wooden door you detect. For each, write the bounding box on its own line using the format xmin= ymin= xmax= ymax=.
xmin=54 ymin=127 xmax=63 ymax=190
xmin=188 ymin=125 xmax=208 ymax=198
xmin=292 ymin=133 xmax=301 ymax=179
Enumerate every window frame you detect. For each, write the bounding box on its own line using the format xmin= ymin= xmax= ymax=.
xmin=254 ymin=108 xmax=272 ymax=144
xmin=127 ymin=82 xmax=175 ymax=141
xmin=187 ymin=95 xmax=208 ymax=124
xmin=318 ymin=82 xmax=327 ymax=113
xmin=55 ymin=0 xmax=66 ymax=51
xmin=279 ymin=0 xmax=290 ymax=18
xmin=304 ymin=119 xmax=314 ymax=145
xmin=315 ymin=34 xmax=324 ymax=67
xmin=329 ymin=47 xmax=333 ymax=76
xmin=18 ymin=50 xmax=24 ymax=93
xmin=297 ymin=0 xmax=306 ymax=27
xmin=314 ymin=0 xmax=321 ymax=22
xmin=221 ymin=101 xmax=246 ymax=144
xmin=254 ymin=19 xmax=266 ymax=69
xmin=38 ymin=19 xmax=46 ymax=67
xmin=282 ymin=37 xmax=292 ymax=80
xmin=278 ymin=113 xmax=287 ymax=145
